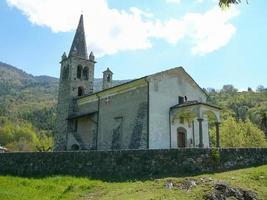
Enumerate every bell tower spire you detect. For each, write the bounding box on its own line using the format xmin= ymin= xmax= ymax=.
xmin=69 ymin=14 xmax=88 ymax=59
xmin=55 ymin=15 xmax=96 ymax=151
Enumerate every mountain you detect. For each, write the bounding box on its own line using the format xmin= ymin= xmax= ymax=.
xmin=0 ymin=62 xmax=58 ymax=131
xmin=0 ymin=62 xmax=34 ymax=95
xmin=0 ymin=61 xmax=130 ymax=132
xmin=0 ymin=61 xmax=129 ymax=96
xmin=34 ymin=75 xmax=58 ymax=83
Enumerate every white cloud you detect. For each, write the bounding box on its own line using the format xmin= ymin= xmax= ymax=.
xmin=184 ymin=6 xmax=239 ymax=55
xmin=6 ymin=0 xmax=239 ymax=56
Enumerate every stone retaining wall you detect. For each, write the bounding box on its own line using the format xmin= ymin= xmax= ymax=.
xmin=0 ymin=148 xmax=266 ymax=180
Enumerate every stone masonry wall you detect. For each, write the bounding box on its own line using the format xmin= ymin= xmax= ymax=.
xmin=0 ymin=148 xmax=266 ymax=180
xmin=97 ymin=85 xmax=148 ymax=150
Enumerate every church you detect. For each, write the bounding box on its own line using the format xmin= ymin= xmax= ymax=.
xmin=54 ymin=15 xmax=221 ymax=151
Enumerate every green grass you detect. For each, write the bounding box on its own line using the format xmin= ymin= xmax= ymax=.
xmin=0 ymin=165 xmax=267 ymax=200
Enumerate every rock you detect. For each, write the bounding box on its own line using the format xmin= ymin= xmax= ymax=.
xmin=205 ymin=190 xmax=225 ymax=200
xmin=190 ymin=180 xmax=197 ymax=187
xmin=204 ymin=182 xmax=259 ymax=200
xmin=179 ymin=179 xmax=197 ymax=191
xmin=242 ymin=189 xmax=258 ymax=200
xmin=165 ymin=182 xmax=173 ymax=189
xmin=214 ymin=182 xmax=229 ymax=193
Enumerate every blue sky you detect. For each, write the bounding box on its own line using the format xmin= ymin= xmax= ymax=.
xmin=0 ymin=0 xmax=266 ymax=90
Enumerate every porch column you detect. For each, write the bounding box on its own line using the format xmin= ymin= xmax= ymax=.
xmin=215 ymin=122 xmax=221 ymax=148
xmin=197 ymin=118 xmax=204 ymax=148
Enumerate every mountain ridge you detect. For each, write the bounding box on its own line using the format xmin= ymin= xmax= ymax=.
xmin=0 ymin=61 xmax=130 ymax=93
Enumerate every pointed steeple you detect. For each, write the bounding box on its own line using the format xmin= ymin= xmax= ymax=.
xmin=89 ymin=51 xmax=95 ymax=62
xmin=69 ymin=15 xmax=88 ymax=59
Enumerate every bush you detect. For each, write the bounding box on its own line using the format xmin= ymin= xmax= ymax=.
xmin=0 ymin=122 xmax=38 ymax=151
xmin=210 ymin=117 xmax=267 ymax=148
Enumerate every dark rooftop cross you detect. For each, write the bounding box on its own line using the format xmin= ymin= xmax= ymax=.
xmin=69 ymin=14 xmax=88 ymax=59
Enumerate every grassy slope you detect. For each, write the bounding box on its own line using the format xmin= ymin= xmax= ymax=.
xmin=0 ymin=165 xmax=266 ymax=200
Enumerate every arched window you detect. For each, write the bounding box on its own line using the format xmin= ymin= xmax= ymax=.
xmin=78 ymin=86 xmax=84 ymax=96
xmin=77 ymin=65 xmax=83 ymax=79
xmin=107 ymin=74 xmax=111 ymax=82
xmin=82 ymin=67 xmax=89 ymax=80
xmin=71 ymin=144 xmax=80 ymax=151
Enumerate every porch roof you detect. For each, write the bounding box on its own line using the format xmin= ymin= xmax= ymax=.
xmin=170 ymin=101 xmax=221 ymax=110
xmin=67 ymin=111 xmax=98 ymax=120
xmin=170 ymin=101 xmax=221 ymax=123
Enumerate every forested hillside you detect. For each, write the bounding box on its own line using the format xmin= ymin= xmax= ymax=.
xmin=0 ymin=62 xmax=128 ymax=151
xmin=0 ymin=62 xmax=58 ymax=151
xmin=0 ymin=62 xmax=266 ymax=151
xmin=207 ymin=85 xmax=267 ymax=147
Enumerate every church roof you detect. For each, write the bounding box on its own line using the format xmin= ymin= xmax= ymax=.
xmin=103 ymin=67 xmax=113 ymax=74
xmin=67 ymin=111 xmax=98 ymax=120
xmin=76 ymin=66 xmax=208 ymax=100
xmin=69 ymin=15 xmax=88 ymax=59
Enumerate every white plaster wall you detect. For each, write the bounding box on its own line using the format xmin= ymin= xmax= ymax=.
xmin=148 ymin=69 xmax=207 ymax=149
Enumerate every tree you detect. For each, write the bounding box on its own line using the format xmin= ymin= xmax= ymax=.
xmin=221 ymin=84 xmax=238 ymax=93
xmin=35 ymin=131 xmax=53 ymax=152
xmin=0 ymin=122 xmax=39 ymax=151
xmin=261 ymin=113 xmax=267 ymax=136
xmin=219 ymin=0 xmax=245 ymax=8
xmin=210 ymin=117 xmax=267 ymax=147
xmin=256 ymin=85 xmax=265 ymax=92
xmin=206 ymin=88 xmax=217 ymax=94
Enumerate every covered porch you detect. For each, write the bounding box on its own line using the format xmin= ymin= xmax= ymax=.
xmin=170 ymin=101 xmax=221 ymax=148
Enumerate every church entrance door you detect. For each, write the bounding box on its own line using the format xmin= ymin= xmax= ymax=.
xmin=177 ymin=128 xmax=186 ymax=148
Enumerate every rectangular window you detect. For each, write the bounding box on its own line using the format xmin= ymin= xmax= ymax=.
xmin=74 ymin=120 xmax=78 ymax=132
xmin=178 ymin=96 xmax=184 ymax=104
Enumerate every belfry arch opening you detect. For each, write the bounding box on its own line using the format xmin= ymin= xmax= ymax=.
xmin=82 ymin=66 xmax=89 ymax=80
xmin=77 ymin=65 xmax=83 ymax=79
xmin=107 ymin=74 xmax=111 ymax=82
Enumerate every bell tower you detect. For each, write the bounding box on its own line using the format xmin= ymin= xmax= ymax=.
xmin=102 ymin=67 xmax=113 ymax=90
xmin=54 ymin=15 xmax=96 ymax=151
